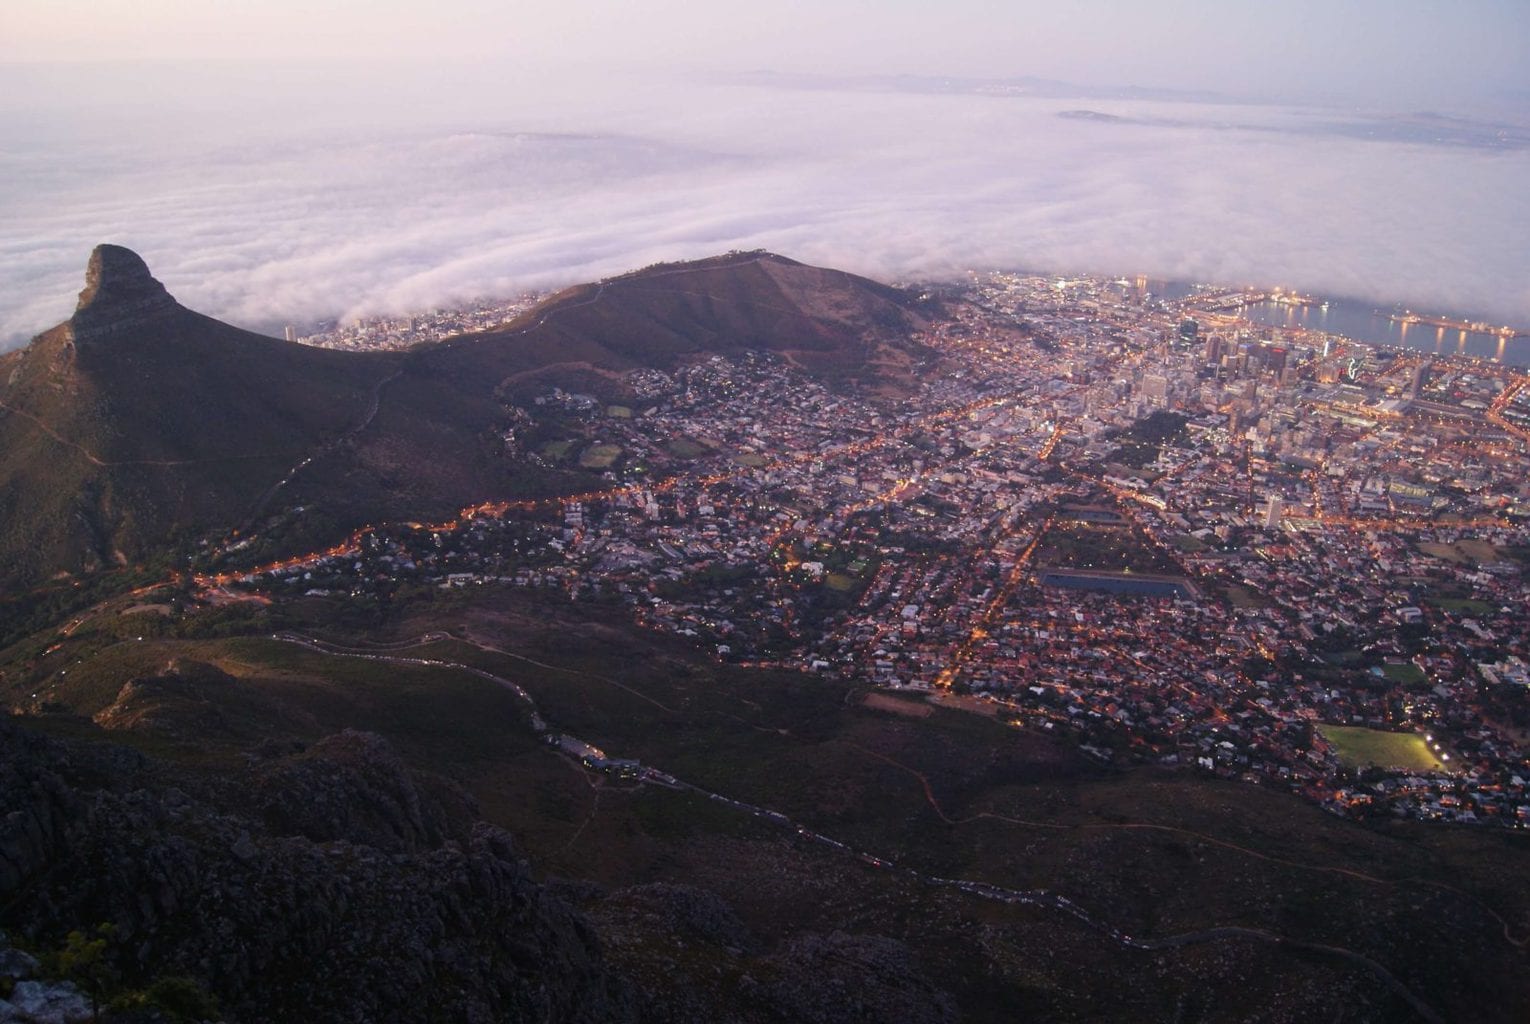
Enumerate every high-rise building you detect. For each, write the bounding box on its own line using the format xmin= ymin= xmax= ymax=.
xmin=284 ymin=325 xmax=297 ymax=342
xmin=1204 ymin=334 xmax=1223 ymax=366
xmin=1179 ymin=318 xmax=1200 ymax=346
xmin=1235 ymin=342 xmax=1253 ymax=377
xmin=1410 ymin=360 xmax=1432 ymax=398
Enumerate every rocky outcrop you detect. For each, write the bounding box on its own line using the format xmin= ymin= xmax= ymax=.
xmin=598 ymin=883 xmax=755 ymax=952
xmin=0 ymin=936 xmax=94 ymax=1024
xmin=581 ymin=883 xmax=959 ymax=1024
xmin=0 ymin=715 xmax=960 ymax=1023
xmin=1 ymin=980 xmax=92 ymax=1024
xmin=249 ymin=730 xmax=476 ymax=854
xmin=0 ymin=719 xmax=633 ymax=1024
xmin=68 ymin=245 xmax=181 ymax=344
xmin=748 ymin=932 xmax=960 ymax=1024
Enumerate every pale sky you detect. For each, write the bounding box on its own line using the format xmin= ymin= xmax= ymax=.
xmin=3 ymin=2 xmax=1529 ymax=346
xmin=3 ymin=0 xmax=1528 ymax=108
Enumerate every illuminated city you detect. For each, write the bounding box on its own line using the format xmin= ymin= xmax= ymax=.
xmin=195 ymin=269 xmax=1530 ymax=829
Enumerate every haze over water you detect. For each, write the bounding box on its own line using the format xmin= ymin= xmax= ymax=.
xmin=1241 ymin=297 xmax=1529 ymax=367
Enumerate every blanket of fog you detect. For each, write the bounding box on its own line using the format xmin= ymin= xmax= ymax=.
xmin=2 ymin=62 xmax=1527 ymax=348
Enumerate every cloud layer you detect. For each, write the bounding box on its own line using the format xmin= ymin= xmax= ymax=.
xmin=3 ymin=66 xmax=1528 ymax=349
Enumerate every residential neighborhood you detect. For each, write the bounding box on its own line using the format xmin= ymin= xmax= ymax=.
xmin=213 ymin=270 xmax=1530 ymax=830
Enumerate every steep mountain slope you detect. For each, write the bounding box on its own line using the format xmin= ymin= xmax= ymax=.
xmin=0 ymin=246 xmax=395 ymax=585
xmin=320 ymin=250 xmax=933 ymax=521
xmin=0 ymin=247 xmax=931 ymax=591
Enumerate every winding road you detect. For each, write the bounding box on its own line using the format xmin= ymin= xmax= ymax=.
xmin=270 ymin=629 xmax=1452 ymax=1023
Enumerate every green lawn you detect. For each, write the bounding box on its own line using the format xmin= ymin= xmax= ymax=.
xmin=579 ymin=443 xmax=623 ymax=469
xmin=1320 ymin=725 xmax=1445 ymax=772
xmin=1430 ymin=597 xmax=1494 ymax=615
xmin=1419 ymin=540 xmax=1501 ymax=565
xmin=1380 ymin=662 xmax=1427 ymax=685
xmin=1224 ymin=585 xmax=1268 ymax=609
xmin=666 ymin=438 xmax=707 ymax=459
xmin=1418 ymin=542 xmax=1467 ymax=564
xmin=1455 ymin=539 xmax=1500 ymax=561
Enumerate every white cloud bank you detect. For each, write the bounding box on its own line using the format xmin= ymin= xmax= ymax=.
xmin=2 ymin=64 xmax=1528 ymax=348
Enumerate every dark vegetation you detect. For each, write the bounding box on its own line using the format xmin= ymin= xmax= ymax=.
xmin=4 ymin=585 xmax=1527 ymax=1023
xmin=1035 ymin=519 xmax=1186 ymax=575
xmin=1101 ymin=410 xmax=1190 ymax=470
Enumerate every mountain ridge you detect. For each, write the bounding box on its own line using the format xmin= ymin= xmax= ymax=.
xmin=0 ymin=245 xmax=930 ymax=593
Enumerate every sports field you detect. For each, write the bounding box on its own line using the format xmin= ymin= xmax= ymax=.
xmin=579 ymin=443 xmax=622 ymax=469
xmin=1320 ymin=725 xmax=1445 ymax=772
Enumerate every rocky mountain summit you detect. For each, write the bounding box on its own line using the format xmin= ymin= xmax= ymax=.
xmin=0 ymin=248 xmax=389 ymax=591
xmin=67 ymin=245 xmax=182 ymax=344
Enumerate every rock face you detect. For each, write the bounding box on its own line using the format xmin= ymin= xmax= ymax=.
xmin=69 ymin=245 xmax=180 ymax=343
xmin=0 ymin=710 xmax=971 ymax=1023
xmin=580 ymin=883 xmax=959 ymax=1024
xmin=250 ymin=730 xmax=477 ymax=855
xmin=750 ymin=932 xmax=960 ymax=1024
xmin=0 ymin=719 xmax=633 ymax=1024
xmin=1 ymin=977 xmax=93 ymax=1024
xmin=0 ymin=245 xmax=388 ymax=590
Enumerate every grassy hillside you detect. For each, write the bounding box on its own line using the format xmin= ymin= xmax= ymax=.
xmin=7 ymin=585 xmax=1526 ymax=1023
